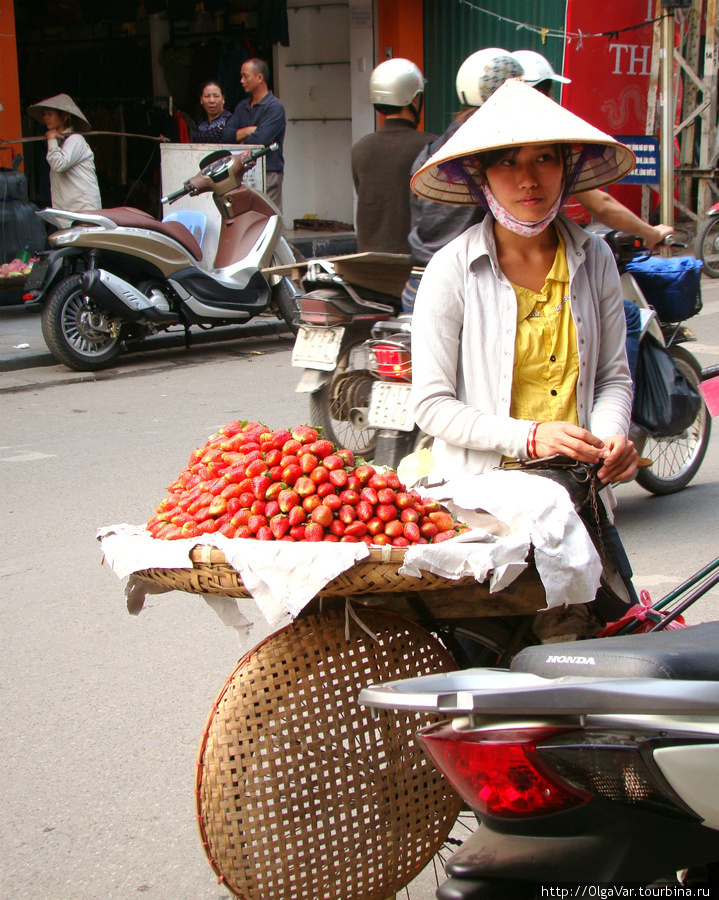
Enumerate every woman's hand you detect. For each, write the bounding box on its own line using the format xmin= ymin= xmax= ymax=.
xmin=596 ymin=433 xmax=638 ymax=484
xmin=45 ymin=129 xmax=61 ymax=141
xmin=534 ymin=421 xmax=606 ymax=464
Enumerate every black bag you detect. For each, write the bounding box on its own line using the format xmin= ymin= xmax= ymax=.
xmin=632 ymin=334 xmax=702 ymax=437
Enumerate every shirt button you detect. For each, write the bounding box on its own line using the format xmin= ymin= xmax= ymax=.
xmin=550 ymin=389 xmax=558 ymax=396
xmin=550 ymin=355 xmax=556 ymax=362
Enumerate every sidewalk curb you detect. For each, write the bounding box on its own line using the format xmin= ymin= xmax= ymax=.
xmin=0 ymin=317 xmax=291 ymax=374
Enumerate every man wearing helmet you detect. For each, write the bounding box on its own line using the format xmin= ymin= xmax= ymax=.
xmin=404 ymin=48 xmax=673 ymax=334
xmin=351 ymin=58 xmax=436 ymax=254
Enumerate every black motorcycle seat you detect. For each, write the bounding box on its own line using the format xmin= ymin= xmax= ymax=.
xmin=90 ymin=207 xmax=203 ymax=261
xmin=511 ymin=621 xmax=719 ymax=681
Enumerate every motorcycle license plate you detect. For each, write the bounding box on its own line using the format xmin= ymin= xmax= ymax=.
xmin=292 ymin=325 xmax=345 ymax=371
xmin=368 ymin=382 xmax=415 ymax=431
xmin=23 ymin=259 xmax=50 ymax=292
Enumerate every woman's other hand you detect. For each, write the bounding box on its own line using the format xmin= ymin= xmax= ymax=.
xmin=596 ymin=433 xmax=638 ymax=484
xmin=534 ymin=421 xmax=606 ymax=463
xmin=45 ymin=129 xmax=61 ymax=140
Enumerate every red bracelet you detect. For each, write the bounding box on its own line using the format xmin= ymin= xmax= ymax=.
xmin=526 ymin=421 xmax=539 ymax=459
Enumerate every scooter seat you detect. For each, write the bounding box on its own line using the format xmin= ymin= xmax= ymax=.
xmin=90 ymin=207 xmax=203 ymax=261
xmin=511 ymin=621 xmax=719 ymax=681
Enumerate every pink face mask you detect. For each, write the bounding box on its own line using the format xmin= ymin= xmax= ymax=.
xmin=481 ymin=182 xmax=563 ymax=237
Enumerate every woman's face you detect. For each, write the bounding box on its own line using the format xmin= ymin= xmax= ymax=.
xmin=200 ymin=84 xmax=225 ymax=121
xmin=42 ymin=109 xmax=69 ymax=131
xmin=484 ymin=144 xmax=564 ymax=222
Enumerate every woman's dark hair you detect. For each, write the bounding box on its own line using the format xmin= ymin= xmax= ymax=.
xmin=200 ymin=79 xmax=225 ymax=96
xmin=474 ymin=144 xmax=572 ymax=185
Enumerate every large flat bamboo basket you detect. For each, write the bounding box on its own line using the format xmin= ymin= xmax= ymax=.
xmin=135 ymin=545 xmax=481 ymax=598
xmin=195 ymin=607 xmax=463 ymax=900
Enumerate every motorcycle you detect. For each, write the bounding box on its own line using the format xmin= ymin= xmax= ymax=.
xmin=26 ymin=145 xmax=300 ymax=371
xmin=290 ymin=254 xmax=406 ymax=458
xmin=695 ymin=200 xmax=719 ymax=278
xmin=360 ymin=616 xmax=719 ymax=896
xmin=358 ymin=231 xmax=712 ymax=495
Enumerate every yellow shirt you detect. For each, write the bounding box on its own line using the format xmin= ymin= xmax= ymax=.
xmin=509 ymin=231 xmax=579 ymax=426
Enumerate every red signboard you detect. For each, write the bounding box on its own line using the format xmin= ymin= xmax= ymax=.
xmin=562 ymin=0 xmax=658 ymax=216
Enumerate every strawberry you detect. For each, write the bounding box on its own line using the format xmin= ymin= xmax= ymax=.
xmin=310 ymin=505 xmax=333 ymax=528
xmin=355 ymin=500 xmax=374 ymax=522
xmin=270 ymin=515 xmax=291 ymax=539
xmin=289 ymin=524 xmax=306 ymax=541
xmin=376 ymin=504 xmax=398 ymax=523
xmin=308 ymin=439 xmax=334 ymax=459
xmin=403 ymin=522 xmax=420 ymax=542
xmin=328 ymin=468 xmax=348 ymax=488
xmin=209 ymin=496 xmax=227 ymax=516
xmin=248 ymin=514 xmax=268 ymax=534
xmin=428 ymin=511 xmax=455 ymax=533
xmin=278 ymin=489 xmax=300 ymax=513
xmin=392 ymin=536 xmax=410 ymax=547
xmin=181 ymin=521 xmax=202 ymax=539
xmin=288 ymin=506 xmax=306 ymax=526
xmin=305 ymin=522 xmax=324 ymax=541
xmin=432 ymin=530 xmax=456 ymax=544
xmin=345 ymin=521 xmax=368 ymax=538
xmin=218 ymin=522 xmax=237 ymax=538
xmin=251 ymin=475 xmax=272 ymax=500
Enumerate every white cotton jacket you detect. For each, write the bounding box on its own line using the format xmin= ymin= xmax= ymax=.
xmin=411 ymin=212 xmax=633 ymax=481
xmin=46 ymin=131 xmax=102 ymax=224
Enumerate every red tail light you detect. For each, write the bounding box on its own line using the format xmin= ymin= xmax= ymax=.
xmin=369 ymin=342 xmax=412 ymax=381
xmin=418 ymin=723 xmax=591 ymax=818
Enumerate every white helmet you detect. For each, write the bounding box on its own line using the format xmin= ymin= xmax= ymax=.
xmin=511 ymin=50 xmax=571 ymax=86
xmin=370 ymin=58 xmax=425 ymax=108
xmin=455 ymin=48 xmax=524 ymax=107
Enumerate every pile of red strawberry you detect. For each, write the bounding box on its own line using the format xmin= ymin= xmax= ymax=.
xmin=146 ymin=420 xmax=466 ymax=545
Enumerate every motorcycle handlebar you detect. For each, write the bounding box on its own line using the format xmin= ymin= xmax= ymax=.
xmin=161 ymin=143 xmax=278 ymax=203
xmin=161 ymin=184 xmax=190 ymax=205
xmin=248 ymin=143 xmax=279 ymax=161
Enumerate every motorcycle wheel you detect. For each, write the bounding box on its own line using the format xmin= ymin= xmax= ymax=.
xmin=308 ymin=338 xmax=378 ymax=457
xmin=636 ymin=346 xmax=711 ymax=495
xmin=695 ymin=215 xmax=719 ymax=278
xmin=41 ymin=274 xmax=123 ymax=371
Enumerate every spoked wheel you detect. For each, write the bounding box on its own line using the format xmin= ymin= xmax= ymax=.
xmin=636 ymin=345 xmax=711 ymax=495
xmin=309 ymin=338 xmax=378 ymax=457
xmin=41 ymin=274 xmax=122 ymax=371
xmin=695 ymin=215 xmax=719 ymax=278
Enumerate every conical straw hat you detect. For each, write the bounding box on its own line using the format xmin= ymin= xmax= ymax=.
xmin=27 ymin=94 xmax=91 ymax=132
xmin=411 ymin=78 xmax=636 ymax=204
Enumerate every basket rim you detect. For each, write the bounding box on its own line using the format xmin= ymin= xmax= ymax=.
xmin=188 ymin=544 xmax=408 ymax=567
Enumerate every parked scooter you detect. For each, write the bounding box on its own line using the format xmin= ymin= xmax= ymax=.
xmin=27 ymin=145 xmax=300 ymax=371
xmin=291 ymin=256 xmax=404 ymax=457
xmin=361 ymin=619 xmax=719 ymax=896
xmin=358 ymin=232 xmax=711 ymax=495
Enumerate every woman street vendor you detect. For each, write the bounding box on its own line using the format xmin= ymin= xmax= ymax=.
xmin=410 ymin=78 xmax=639 ymax=613
xmin=27 ymin=93 xmax=102 ymax=228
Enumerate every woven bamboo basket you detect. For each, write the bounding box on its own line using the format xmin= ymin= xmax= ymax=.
xmin=135 ymin=544 xmax=481 ymax=598
xmin=195 ymin=607 xmax=464 ymax=900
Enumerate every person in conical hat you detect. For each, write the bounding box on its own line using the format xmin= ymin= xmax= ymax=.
xmin=27 ymin=94 xmax=101 ymax=226
xmin=410 ymin=78 xmax=639 ymax=610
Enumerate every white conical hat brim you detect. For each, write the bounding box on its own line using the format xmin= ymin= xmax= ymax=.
xmin=411 ymin=79 xmax=636 ymax=204
xmin=27 ymin=94 xmax=91 ymax=132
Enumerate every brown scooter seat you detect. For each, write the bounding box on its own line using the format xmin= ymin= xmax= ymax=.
xmin=87 ymin=207 xmax=203 ymax=261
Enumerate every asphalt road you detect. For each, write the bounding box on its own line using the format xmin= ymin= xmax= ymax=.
xmin=2 ymin=276 xmax=719 ymax=899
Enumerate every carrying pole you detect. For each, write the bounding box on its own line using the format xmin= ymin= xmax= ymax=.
xmin=660 ymin=8 xmax=675 ymax=227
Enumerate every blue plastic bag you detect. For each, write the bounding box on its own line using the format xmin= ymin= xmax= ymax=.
xmin=625 ymin=255 xmax=703 ymax=322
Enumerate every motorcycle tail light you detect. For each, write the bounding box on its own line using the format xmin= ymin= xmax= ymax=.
xmin=368 ymin=342 xmax=412 ymax=381
xmin=418 ymin=723 xmax=590 ymax=818
xmin=536 ymin=732 xmax=694 ymax=817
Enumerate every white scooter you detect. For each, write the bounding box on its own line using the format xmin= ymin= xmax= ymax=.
xmin=361 ymin=614 xmax=719 ymax=896
xmin=30 ymin=145 xmax=299 ymax=371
